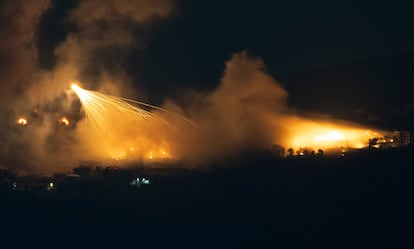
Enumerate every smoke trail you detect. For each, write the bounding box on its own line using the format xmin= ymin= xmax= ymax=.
xmin=27 ymin=0 xmax=174 ymax=105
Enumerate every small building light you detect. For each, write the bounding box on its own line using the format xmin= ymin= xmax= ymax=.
xmin=47 ymin=182 xmax=54 ymax=190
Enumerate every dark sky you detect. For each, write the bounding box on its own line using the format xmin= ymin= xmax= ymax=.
xmin=39 ymin=0 xmax=414 ymax=128
xmin=142 ymin=1 xmax=414 ymax=82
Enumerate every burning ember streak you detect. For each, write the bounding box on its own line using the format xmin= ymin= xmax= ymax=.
xmin=17 ymin=118 xmax=28 ymax=126
xmin=71 ymin=82 xmax=192 ymax=161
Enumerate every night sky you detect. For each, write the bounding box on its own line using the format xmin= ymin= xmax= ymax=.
xmin=2 ymin=3 xmax=414 ymax=245
xmin=38 ymin=0 xmax=414 ymax=129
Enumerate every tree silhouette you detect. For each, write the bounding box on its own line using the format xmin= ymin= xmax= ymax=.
xmin=317 ymin=149 xmax=324 ymax=157
xmin=287 ymin=148 xmax=294 ymax=157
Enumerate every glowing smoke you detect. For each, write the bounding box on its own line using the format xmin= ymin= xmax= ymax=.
xmin=162 ymin=52 xmax=386 ymax=164
xmin=0 ymin=0 xmax=174 ymax=174
xmin=0 ymin=1 xmax=385 ymax=174
xmin=70 ymin=82 xmax=190 ymax=161
xmin=69 ymin=52 xmax=385 ymax=166
xmin=167 ymin=52 xmax=290 ymax=163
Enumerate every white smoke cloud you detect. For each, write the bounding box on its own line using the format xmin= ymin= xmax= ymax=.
xmin=0 ymin=0 xmax=174 ymax=174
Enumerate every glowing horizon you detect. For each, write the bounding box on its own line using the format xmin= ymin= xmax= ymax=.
xmin=282 ymin=119 xmax=386 ymax=152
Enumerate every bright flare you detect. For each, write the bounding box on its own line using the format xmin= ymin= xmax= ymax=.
xmin=17 ymin=117 xmax=28 ymax=126
xmin=71 ymin=82 xmax=192 ymax=161
xmin=58 ymin=117 xmax=70 ymax=126
xmin=284 ymin=119 xmax=385 ymax=151
xmin=313 ymin=131 xmax=345 ymax=143
xmin=71 ymin=83 xmax=79 ymax=91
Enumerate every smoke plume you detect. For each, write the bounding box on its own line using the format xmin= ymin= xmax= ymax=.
xmin=167 ymin=51 xmax=289 ymax=164
xmin=0 ymin=0 xmax=174 ymax=174
xmin=0 ymin=0 xmax=50 ymax=106
xmin=0 ymin=1 xmax=383 ymax=174
xmin=161 ymin=51 xmax=385 ymax=164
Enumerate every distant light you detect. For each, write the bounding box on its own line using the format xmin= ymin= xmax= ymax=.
xmin=58 ymin=117 xmax=70 ymax=126
xmin=130 ymin=177 xmax=150 ymax=187
xmin=160 ymin=150 xmax=168 ymax=158
xmin=17 ymin=118 xmax=28 ymax=126
xmin=48 ymin=182 xmax=54 ymax=190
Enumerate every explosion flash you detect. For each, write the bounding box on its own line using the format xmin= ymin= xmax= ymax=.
xmin=71 ymin=82 xmax=193 ymax=161
xmin=58 ymin=117 xmax=70 ymax=126
xmin=17 ymin=118 xmax=28 ymax=126
xmin=285 ymin=120 xmax=386 ymax=151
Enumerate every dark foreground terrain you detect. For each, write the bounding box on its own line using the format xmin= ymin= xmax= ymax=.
xmin=1 ymin=148 xmax=413 ymax=248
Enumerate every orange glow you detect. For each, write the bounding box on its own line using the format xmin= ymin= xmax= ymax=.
xmin=110 ymin=151 xmax=127 ymax=161
xmin=58 ymin=117 xmax=70 ymax=126
xmin=71 ymin=82 xmax=81 ymax=92
xmin=145 ymin=150 xmax=171 ymax=160
xmin=72 ymin=83 xmax=178 ymax=162
xmin=147 ymin=152 xmax=154 ymax=160
xmin=17 ymin=118 xmax=28 ymax=126
xmin=281 ymin=118 xmax=386 ymax=151
xmin=313 ymin=131 xmax=345 ymax=143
